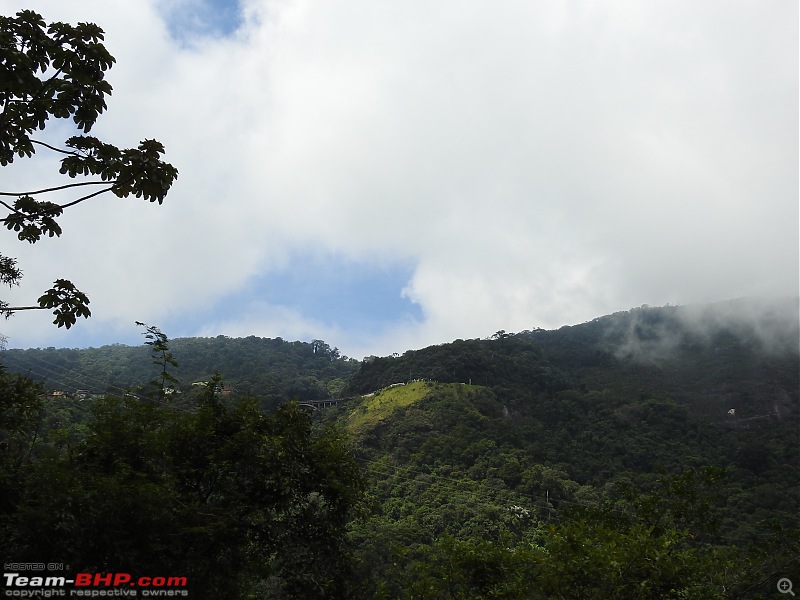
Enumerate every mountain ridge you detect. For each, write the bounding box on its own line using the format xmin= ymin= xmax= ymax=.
xmin=2 ymin=297 xmax=797 ymax=420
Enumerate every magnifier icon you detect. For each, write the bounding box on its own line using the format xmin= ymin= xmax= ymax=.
xmin=778 ymin=578 xmax=795 ymax=596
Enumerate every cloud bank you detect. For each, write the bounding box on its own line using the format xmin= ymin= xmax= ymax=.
xmin=1 ymin=0 xmax=797 ymax=358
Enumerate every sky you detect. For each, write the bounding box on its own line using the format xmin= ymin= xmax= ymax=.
xmin=0 ymin=0 xmax=797 ymax=359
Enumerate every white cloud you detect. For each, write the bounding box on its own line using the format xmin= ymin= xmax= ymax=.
xmin=0 ymin=0 xmax=796 ymax=357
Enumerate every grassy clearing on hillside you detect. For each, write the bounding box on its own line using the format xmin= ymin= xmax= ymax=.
xmin=347 ymin=381 xmax=434 ymax=433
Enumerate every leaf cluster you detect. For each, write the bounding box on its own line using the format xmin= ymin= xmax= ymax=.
xmin=0 ymin=10 xmax=114 ymax=165
xmin=36 ymin=279 xmax=91 ymax=328
xmin=3 ymin=195 xmax=62 ymax=242
xmin=59 ymin=136 xmax=178 ymax=203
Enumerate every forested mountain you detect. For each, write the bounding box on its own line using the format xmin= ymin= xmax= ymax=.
xmin=349 ymin=298 xmax=798 ymax=421
xmin=333 ymin=297 xmax=799 ymax=597
xmin=2 ymin=335 xmax=358 ymax=409
xmin=2 ymin=298 xmax=798 ymax=598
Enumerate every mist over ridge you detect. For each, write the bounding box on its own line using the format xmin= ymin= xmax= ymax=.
xmin=601 ymin=296 xmax=800 ymax=364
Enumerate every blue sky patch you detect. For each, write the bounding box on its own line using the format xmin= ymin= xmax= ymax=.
xmin=232 ymin=254 xmax=423 ymax=333
xmin=160 ymin=0 xmax=243 ymax=41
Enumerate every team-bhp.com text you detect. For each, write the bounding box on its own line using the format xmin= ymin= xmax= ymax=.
xmin=3 ymin=573 xmax=188 ymax=597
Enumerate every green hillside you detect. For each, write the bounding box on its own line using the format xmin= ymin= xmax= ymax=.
xmin=346 ymin=380 xmax=434 ymax=434
xmin=333 ymin=375 xmax=799 ymax=597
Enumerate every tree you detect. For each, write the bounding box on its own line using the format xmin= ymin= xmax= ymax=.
xmin=136 ymin=321 xmax=179 ymax=400
xmin=0 ymin=365 xmax=45 ymax=519
xmin=0 ymin=10 xmax=178 ymax=328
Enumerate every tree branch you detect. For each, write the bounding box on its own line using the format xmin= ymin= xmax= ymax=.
xmin=30 ymin=139 xmax=81 ymax=156
xmin=0 ymin=173 xmax=137 ymax=224
xmin=59 ymin=184 xmax=116 ymax=209
xmin=0 ymin=184 xmax=121 ymax=223
xmin=0 ymin=180 xmax=109 ymax=197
